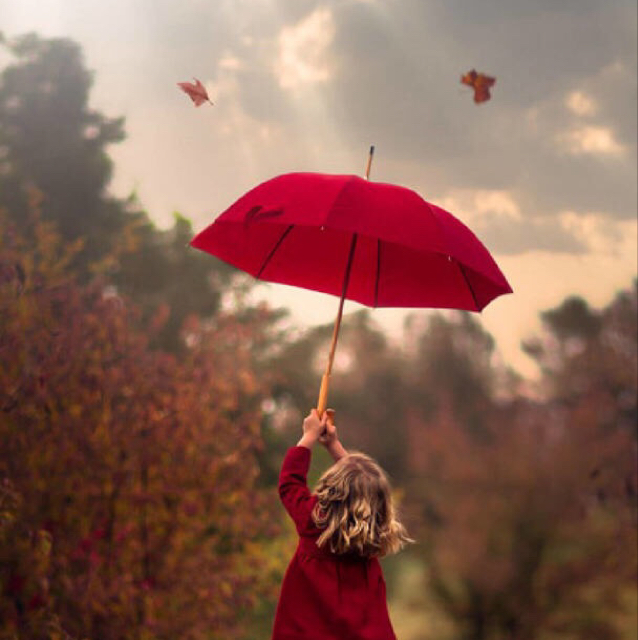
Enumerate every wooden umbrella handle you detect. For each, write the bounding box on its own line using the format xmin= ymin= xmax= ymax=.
xmin=317 ymin=373 xmax=330 ymax=416
xmin=316 ymin=376 xmax=335 ymax=425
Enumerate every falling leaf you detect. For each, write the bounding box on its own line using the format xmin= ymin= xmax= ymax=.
xmin=461 ymin=69 xmax=496 ymax=104
xmin=177 ymin=78 xmax=214 ymax=107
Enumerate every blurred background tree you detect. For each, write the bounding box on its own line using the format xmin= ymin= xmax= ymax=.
xmin=0 ymin=33 xmax=238 ymax=352
xmin=402 ymin=291 xmax=637 ymax=640
xmin=0 ymin=33 xmax=126 ymax=260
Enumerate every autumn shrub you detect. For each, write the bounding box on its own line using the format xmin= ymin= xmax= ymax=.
xmin=0 ymin=210 xmax=282 ymax=639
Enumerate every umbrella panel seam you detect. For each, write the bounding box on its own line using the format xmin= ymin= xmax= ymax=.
xmin=458 ymin=262 xmax=480 ymax=311
xmin=323 ymin=175 xmax=361 ymax=230
xmin=256 ymin=224 xmax=294 ymax=280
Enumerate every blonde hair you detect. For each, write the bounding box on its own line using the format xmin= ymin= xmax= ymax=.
xmin=311 ymin=452 xmax=412 ymax=558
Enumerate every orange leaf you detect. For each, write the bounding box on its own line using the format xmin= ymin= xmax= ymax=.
xmin=177 ymin=78 xmax=213 ymax=107
xmin=461 ymin=69 xmax=496 ymax=104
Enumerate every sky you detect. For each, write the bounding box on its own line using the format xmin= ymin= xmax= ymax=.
xmin=2 ymin=0 xmax=637 ymax=378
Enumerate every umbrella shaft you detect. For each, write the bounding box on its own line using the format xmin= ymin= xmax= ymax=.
xmin=364 ymin=145 xmax=375 ymax=180
xmin=316 ymin=234 xmax=358 ymax=415
xmin=327 ymin=234 xmax=358 ymax=374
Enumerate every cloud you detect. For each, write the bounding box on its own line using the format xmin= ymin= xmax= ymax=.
xmin=9 ymin=0 xmax=632 ymax=258
xmin=477 ymin=216 xmax=588 ymax=256
xmin=110 ymin=0 xmax=634 ymax=252
xmin=560 ymin=212 xmax=637 ymax=255
xmin=556 ymin=125 xmax=625 ymax=156
xmin=274 ymin=6 xmax=336 ymax=89
xmin=433 ymin=188 xmax=635 ymax=256
xmin=510 ymin=60 xmax=636 ymax=220
xmin=436 ymin=189 xmax=586 ymax=255
xmin=321 ymin=0 xmax=637 ymax=233
xmin=218 ymin=53 xmax=245 ymax=71
xmin=565 ymin=91 xmax=597 ymax=117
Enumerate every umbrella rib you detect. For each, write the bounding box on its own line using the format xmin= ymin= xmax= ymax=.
xmin=256 ymin=225 xmax=293 ymax=279
xmin=458 ymin=262 xmax=480 ymax=311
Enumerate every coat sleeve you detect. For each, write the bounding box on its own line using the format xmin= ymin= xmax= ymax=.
xmin=278 ymin=446 xmax=316 ymax=534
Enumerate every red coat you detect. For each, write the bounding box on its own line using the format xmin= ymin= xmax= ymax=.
xmin=272 ymin=446 xmax=397 ymax=640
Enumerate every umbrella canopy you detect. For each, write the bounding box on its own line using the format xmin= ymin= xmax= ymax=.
xmin=191 ymin=172 xmax=512 ymax=312
xmin=191 ymin=170 xmax=512 ymax=414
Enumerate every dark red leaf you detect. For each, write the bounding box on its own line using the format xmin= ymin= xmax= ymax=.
xmin=461 ymin=69 xmax=496 ymax=103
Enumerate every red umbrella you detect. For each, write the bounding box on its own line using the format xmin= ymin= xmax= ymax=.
xmin=191 ymin=151 xmax=512 ymax=414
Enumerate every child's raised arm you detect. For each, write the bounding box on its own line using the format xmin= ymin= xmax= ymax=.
xmin=319 ymin=411 xmax=348 ymax=461
xmin=279 ymin=410 xmax=330 ymax=534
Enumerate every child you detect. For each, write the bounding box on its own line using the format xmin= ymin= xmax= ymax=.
xmin=272 ymin=409 xmax=412 ymax=640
